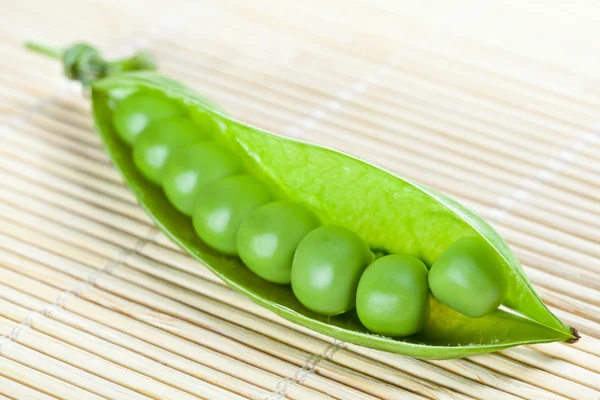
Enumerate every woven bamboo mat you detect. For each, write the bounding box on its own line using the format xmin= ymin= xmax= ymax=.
xmin=1 ymin=0 xmax=599 ymax=398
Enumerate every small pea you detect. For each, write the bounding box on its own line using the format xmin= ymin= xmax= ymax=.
xmin=162 ymin=143 xmax=243 ymax=216
xmin=113 ymin=93 xmax=181 ymax=145
xmin=356 ymin=254 xmax=429 ymax=337
xmin=237 ymin=201 xmax=320 ymax=284
xmin=133 ymin=117 xmax=206 ymax=184
xmin=291 ymin=226 xmax=372 ymax=316
xmin=429 ymin=236 xmax=508 ymax=318
xmin=193 ymin=175 xmax=272 ymax=255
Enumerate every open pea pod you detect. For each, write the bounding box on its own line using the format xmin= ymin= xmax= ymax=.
xmin=29 ymin=42 xmax=578 ymax=359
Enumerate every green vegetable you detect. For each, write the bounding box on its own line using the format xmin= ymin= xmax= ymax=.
xmin=356 ymin=255 xmax=429 ymax=336
xmin=162 ymin=143 xmax=243 ymax=216
xmin=133 ymin=117 xmax=205 ymax=184
xmin=192 ymin=175 xmax=272 ymax=255
xmin=291 ymin=226 xmax=372 ymax=315
xmin=26 ymin=41 xmax=579 ymax=359
xmin=113 ymin=93 xmax=182 ymax=145
xmin=429 ymin=236 xmax=508 ymax=318
xmin=237 ymin=201 xmax=320 ymax=284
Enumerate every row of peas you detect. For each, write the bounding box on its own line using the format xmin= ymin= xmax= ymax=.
xmin=113 ymin=93 xmax=508 ymax=337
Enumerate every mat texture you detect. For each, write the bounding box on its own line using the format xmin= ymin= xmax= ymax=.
xmin=1 ymin=0 xmax=599 ymax=399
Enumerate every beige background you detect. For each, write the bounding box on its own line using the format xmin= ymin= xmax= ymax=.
xmin=1 ymin=0 xmax=599 ymax=398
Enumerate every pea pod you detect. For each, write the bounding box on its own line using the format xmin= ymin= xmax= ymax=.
xmin=27 ymin=42 xmax=579 ymax=359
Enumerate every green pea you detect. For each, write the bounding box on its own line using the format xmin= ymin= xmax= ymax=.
xmin=429 ymin=236 xmax=508 ymax=318
xmin=291 ymin=226 xmax=372 ymax=316
xmin=237 ymin=201 xmax=320 ymax=284
xmin=356 ymin=254 xmax=429 ymax=336
xmin=162 ymin=143 xmax=243 ymax=216
xmin=193 ymin=175 xmax=272 ymax=255
xmin=113 ymin=93 xmax=182 ymax=145
xmin=132 ymin=117 xmax=206 ymax=184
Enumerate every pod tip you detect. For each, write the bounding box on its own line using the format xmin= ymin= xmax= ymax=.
xmin=567 ymin=327 xmax=581 ymax=344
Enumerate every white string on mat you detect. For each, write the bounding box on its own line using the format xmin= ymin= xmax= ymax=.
xmin=262 ymin=340 xmax=345 ymax=400
xmin=0 ymin=226 xmax=158 ymax=355
xmin=490 ymin=128 xmax=599 ymax=222
xmin=284 ymin=57 xmax=396 ymax=139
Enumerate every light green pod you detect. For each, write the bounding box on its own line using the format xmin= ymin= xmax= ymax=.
xmin=429 ymin=236 xmax=508 ymax=318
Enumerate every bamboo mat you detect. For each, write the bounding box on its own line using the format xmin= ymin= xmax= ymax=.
xmin=1 ymin=0 xmax=600 ymax=398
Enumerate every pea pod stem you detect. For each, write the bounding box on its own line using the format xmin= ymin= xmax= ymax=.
xmin=24 ymin=41 xmax=156 ymax=86
xmin=25 ymin=41 xmax=64 ymax=60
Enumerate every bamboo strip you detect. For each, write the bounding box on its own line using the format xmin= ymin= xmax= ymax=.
xmin=0 ymin=160 xmax=147 ymax=222
xmin=468 ymin=353 xmax=600 ymax=399
xmin=28 ymin=104 xmax=101 ymax=147
xmin=571 ymin=336 xmax=600 ymax=358
xmin=0 ymin=147 xmax=134 ymax=203
xmin=15 ymin=120 xmax=110 ymax=164
xmin=523 ymin=268 xmax=600 ymax=307
xmin=499 ymin=347 xmax=600 ymax=391
xmin=1 ymin=213 xmax=595 ymax=399
xmin=532 ymin=342 xmax=600 ymax=375
xmin=0 ymin=312 xmax=244 ymax=400
xmin=0 ymin=357 xmax=105 ymax=400
xmin=4 ymin=132 xmax=122 ymax=183
xmin=0 ymin=374 xmax=57 ymax=400
xmin=537 ymin=288 xmax=600 ymax=324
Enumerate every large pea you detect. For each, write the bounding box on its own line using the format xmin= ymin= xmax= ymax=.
xmin=428 ymin=236 xmax=508 ymax=318
xmin=193 ymin=175 xmax=272 ymax=255
xmin=237 ymin=201 xmax=320 ymax=284
xmin=113 ymin=93 xmax=182 ymax=145
xmin=291 ymin=226 xmax=372 ymax=316
xmin=162 ymin=143 xmax=243 ymax=216
xmin=356 ymin=255 xmax=429 ymax=336
xmin=133 ymin=117 xmax=206 ymax=184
